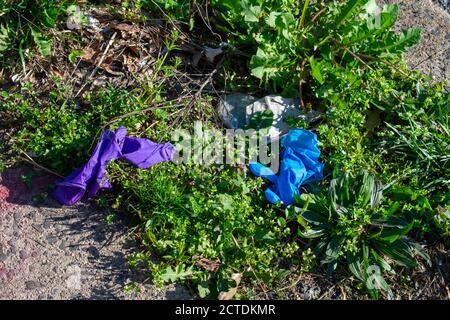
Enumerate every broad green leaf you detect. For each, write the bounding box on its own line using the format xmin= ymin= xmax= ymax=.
xmin=0 ymin=24 xmax=10 ymax=53
xmin=255 ymin=228 xmax=276 ymax=242
xmin=160 ymin=265 xmax=194 ymax=283
xmin=326 ymin=260 xmax=337 ymax=277
xmin=376 ymin=218 xmax=413 ymax=243
xmin=250 ymin=65 xmax=266 ymax=79
xmin=68 ymin=50 xmax=84 ymax=64
xmin=323 ymin=236 xmax=344 ymax=263
xmin=298 ymin=227 xmax=326 ymax=239
xmin=370 ymin=179 xmax=383 ymax=208
xmin=197 ymin=282 xmax=210 ymax=298
xmin=246 ymin=109 xmax=274 ymax=130
xmin=286 ymin=205 xmax=301 ymax=220
xmin=378 ymin=27 xmax=422 ymax=54
xmin=266 ymin=12 xmax=280 ymax=28
xmin=367 ymin=273 xmax=392 ymax=296
xmin=406 ymin=239 xmax=431 ymax=266
xmin=302 ymin=210 xmax=329 ymax=226
xmin=243 ymin=5 xmax=261 ymax=23
xmin=309 ymin=56 xmax=324 ymax=84
xmin=31 ymin=27 xmax=52 ymax=57
xmin=371 ymin=250 xmax=393 ymax=273
xmin=375 ymin=4 xmax=399 ymax=33
xmin=347 ymin=251 xmax=363 ymax=281
xmin=376 ymin=240 xmax=418 ymax=268
xmin=41 ymin=6 xmax=58 ymax=28
xmin=336 ymin=0 xmax=365 ymax=26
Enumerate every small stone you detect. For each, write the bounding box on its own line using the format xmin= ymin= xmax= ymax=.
xmin=43 ymin=219 xmax=52 ymax=229
xmin=19 ymin=249 xmax=29 ymax=260
xmin=37 ymin=294 xmax=46 ymax=300
xmin=47 ymin=236 xmax=58 ymax=245
xmin=59 ymin=241 xmax=68 ymax=250
xmin=6 ymin=269 xmax=15 ymax=280
xmin=7 ymin=240 xmax=17 ymax=253
xmin=13 ymin=212 xmax=22 ymax=222
xmin=0 ymin=268 xmax=8 ymax=281
xmin=0 ymin=246 xmax=7 ymax=262
xmin=25 ymin=280 xmax=41 ymax=290
xmin=8 ymin=239 xmax=17 ymax=247
xmin=88 ymin=246 xmax=100 ymax=260
xmin=32 ymin=223 xmax=44 ymax=233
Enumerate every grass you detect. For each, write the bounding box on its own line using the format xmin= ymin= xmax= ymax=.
xmin=0 ymin=0 xmax=449 ymax=299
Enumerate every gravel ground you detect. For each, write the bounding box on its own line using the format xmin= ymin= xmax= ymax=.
xmin=433 ymin=0 xmax=450 ymax=13
xmin=0 ymin=167 xmax=191 ymax=300
xmin=0 ymin=0 xmax=449 ymax=300
xmin=382 ymin=0 xmax=450 ymax=87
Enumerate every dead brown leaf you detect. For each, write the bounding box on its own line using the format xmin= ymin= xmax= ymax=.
xmin=89 ymin=8 xmax=114 ymax=23
xmin=81 ymin=47 xmax=96 ymax=62
xmin=217 ymin=273 xmax=243 ymax=300
xmin=193 ymin=255 xmax=222 ymax=272
xmin=49 ymin=66 xmax=64 ymax=78
xmin=112 ymin=23 xmax=140 ymax=34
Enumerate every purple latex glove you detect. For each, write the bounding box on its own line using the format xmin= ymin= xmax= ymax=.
xmin=52 ymin=126 xmax=175 ymax=206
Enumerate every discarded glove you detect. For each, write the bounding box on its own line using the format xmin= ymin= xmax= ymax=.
xmin=249 ymin=128 xmax=324 ymax=207
xmin=52 ymin=126 xmax=175 ymax=206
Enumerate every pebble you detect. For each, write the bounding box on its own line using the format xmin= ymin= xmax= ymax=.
xmin=0 ymin=245 xmax=7 ymax=262
xmin=25 ymin=280 xmax=41 ymax=290
xmin=32 ymin=223 xmax=44 ymax=233
xmin=59 ymin=241 xmax=68 ymax=250
xmin=43 ymin=219 xmax=52 ymax=229
xmin=47 ymin=236 xmax=58 ymax=245
xmin=13 ymin=212 xmax=22 ymax=222
xmin=29 ymin=211 xmax=37 ymax=220
xmin=19 ymin=250 xmax=29 ymax=260
xmin=7 ymin=239 xmax=17 ymax=253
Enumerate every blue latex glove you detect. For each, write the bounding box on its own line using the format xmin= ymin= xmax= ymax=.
xmin=249 ymin=128 xmax=324 ymax=207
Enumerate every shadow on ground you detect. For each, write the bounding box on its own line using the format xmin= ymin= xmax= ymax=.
xmin=0 ymin=165 xmax=191 ymax=300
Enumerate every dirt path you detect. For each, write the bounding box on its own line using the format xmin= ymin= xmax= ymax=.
xmin=1 ymin=0 xmax=449 ymax=300
xmin=0 ymin=167 xmax=191 ymax=299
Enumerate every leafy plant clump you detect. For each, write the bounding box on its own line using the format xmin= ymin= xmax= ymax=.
xmin=0 ymin=0 xmax=74 ymax=60
xmin=117 ymin=163 xmax=299 ymax=298
xmin=296 ymin=171 xmax=430 ymax=299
